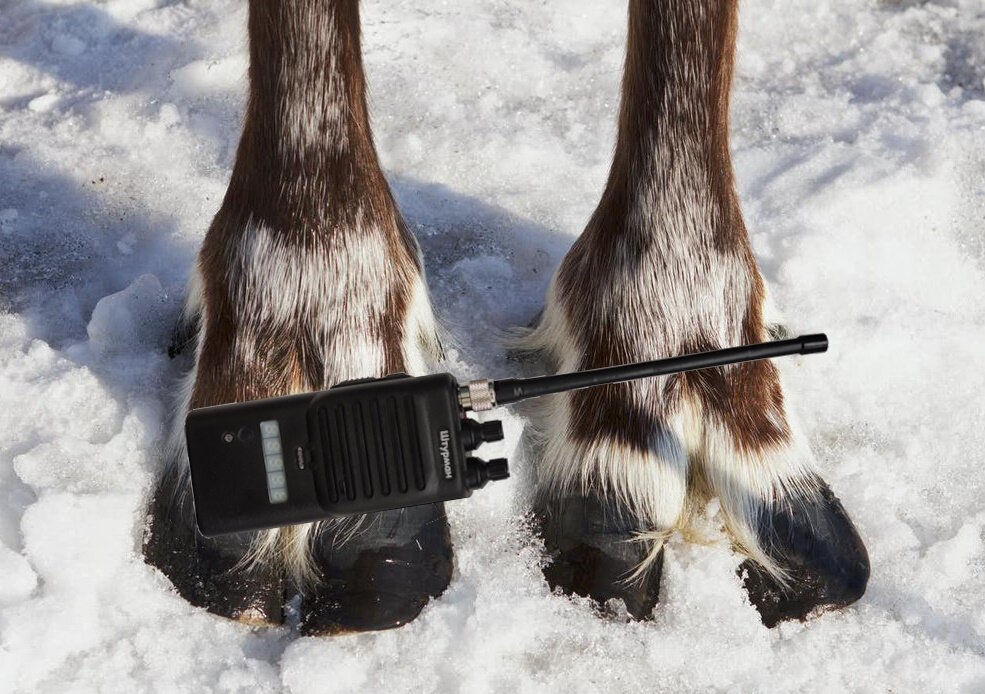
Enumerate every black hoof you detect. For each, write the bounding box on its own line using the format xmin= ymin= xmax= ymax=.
xmin=741 ymin=479 xmax=869 ymax=627
xmin=298 ymin=503 xmax=453 ymax=635
xmin=538 ymin=492 xmax=662 ymax=620
xmin=143 ymin=468 xmax=285 ymax=626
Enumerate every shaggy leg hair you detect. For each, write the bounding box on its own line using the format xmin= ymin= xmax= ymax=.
xmin=524 ymin=0 xmax=868 ymax=624
xmin=143 ymin=0 xmax=452 ymax=629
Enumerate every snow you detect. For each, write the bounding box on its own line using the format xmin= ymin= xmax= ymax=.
xmin=1 ymin=0 xmax=985 ymax=691
xmin=86 ymin=273 xmax=168 ymax=354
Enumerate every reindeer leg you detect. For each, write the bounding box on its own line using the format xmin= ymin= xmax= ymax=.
xmin=144 ymin=0 xmax=452 ymax=631
xmin=524 ymin=0 xmax=868 ymax=625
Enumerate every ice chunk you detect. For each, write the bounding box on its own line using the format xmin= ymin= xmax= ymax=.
xmin=27 ymin=94 xmax=59 ymax=113
xmin=0 ymin=207 xmax=18 ymax=233
xmin=86 ymin=274 xmax=168 ymax=353
xmin=51 ymin=34 xmax=86 ymax=56
xmin=0 ymin=545 xmax=37 ymax=604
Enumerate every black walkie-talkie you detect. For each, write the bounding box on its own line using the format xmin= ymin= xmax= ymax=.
xmin=186 ymin=334 xmax=829 ymax=536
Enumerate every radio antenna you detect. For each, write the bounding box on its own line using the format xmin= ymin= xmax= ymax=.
xmin=460 ymin=334 xmax=828 ymax=411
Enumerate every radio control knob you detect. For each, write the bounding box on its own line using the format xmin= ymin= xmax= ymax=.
xmin=465 ymin=457 xmax=510 ymax=490
xmin=460 ymin=419 xmax=505 ymax=450
xmin=484 ymin=458 xmax=509 ymax=481
xmin=478 ymin=421 xmax=504 ymax=443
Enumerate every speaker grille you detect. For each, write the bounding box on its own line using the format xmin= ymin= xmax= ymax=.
xmin=316 ymin=394 xmax=426 ymax=502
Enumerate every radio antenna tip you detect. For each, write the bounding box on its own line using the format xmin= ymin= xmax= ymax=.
xmin=799 ymin=334 xmax=829 ymax=354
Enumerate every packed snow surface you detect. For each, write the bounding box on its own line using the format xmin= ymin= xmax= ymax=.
xmin=2 ymin=0 xmax=985 ymax=691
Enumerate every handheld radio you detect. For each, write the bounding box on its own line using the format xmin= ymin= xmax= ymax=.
xmin=186 ymin=334 xmax=829 ymax=536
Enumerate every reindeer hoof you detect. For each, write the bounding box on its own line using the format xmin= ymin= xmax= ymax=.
xmin=740 ymin=481 xmax=869 ymax=627
xmin=538 ymin=492 xmax=662 ymax=620
xmin=298 ymin=503 xmax=453 ymax=635
xmin=143 ymin=469 xmax=285 ymax=626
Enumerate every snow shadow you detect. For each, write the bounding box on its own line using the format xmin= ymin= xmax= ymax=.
xmin=0 ymin=147 xmax=194 ymax=347
xmin=0 ymin=1 xmax=190 ymax=107
xmin=393 ymin=176 xmax=574 ymax=342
